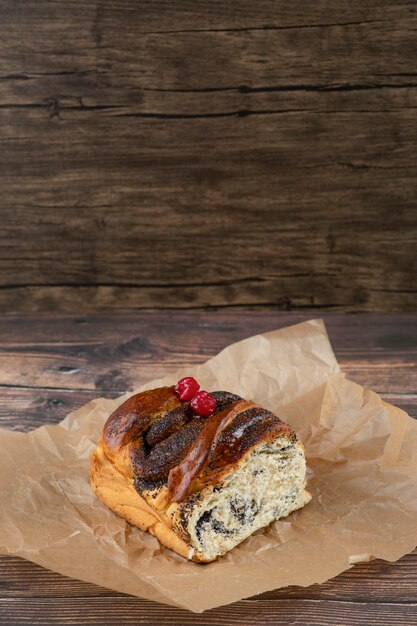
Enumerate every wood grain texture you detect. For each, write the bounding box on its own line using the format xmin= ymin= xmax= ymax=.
xmin=0 ymin=311 xmax=416 ymax=624
xmin=1 ymin=1 xmax=417 ymax=312
xmin=2 ymin=551 xmax=417 ymax=601
xmin=0 ymin=311 xmax=416 ymax=431
xmin=1 ymin=597 xmax=417 ymax=626
xmin=2 ymin=388 xmax=416 ymax=433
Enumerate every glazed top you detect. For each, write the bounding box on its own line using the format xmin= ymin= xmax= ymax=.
xmin=101 ymin=386 xmax=296 ymax=503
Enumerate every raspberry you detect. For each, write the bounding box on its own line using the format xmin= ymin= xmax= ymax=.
xmin=190 ymin=390 xmax=217 ymax=417
xmin=174 ymin=376 xmax=200 ymax=401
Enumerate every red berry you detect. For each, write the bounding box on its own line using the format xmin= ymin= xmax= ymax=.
xmin=174 ymin=376 xmax=200 ymax=401
xmin=190 ymin=391 xmax=216 ymax=417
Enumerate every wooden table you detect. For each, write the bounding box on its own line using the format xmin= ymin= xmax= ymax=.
xmin=0 ymin=311 xmax=416 ymax=625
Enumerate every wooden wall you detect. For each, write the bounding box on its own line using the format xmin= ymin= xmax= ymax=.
xmin=1 ymin=1 xmax=416 ymax=313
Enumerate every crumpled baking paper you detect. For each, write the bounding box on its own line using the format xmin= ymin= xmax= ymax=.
xmin=0 ymin=319 xmax=416 ymax=612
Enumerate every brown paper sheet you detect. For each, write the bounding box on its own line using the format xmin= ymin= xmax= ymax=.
xmin=1 ymin=319 xmax=417 ymax=612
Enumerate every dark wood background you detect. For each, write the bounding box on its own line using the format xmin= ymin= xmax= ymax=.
xmin=1 ymin=1 xmax=417 ymax=314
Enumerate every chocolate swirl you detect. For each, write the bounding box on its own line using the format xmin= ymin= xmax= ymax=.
xmin=166 ymin=400 xmax=258 ymax=502
xmin=101 ymin=386 xmax=296 ymax=504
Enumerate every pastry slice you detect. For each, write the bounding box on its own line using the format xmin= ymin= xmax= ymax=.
xmin=90 ymin=378 xmax=311 ymax=562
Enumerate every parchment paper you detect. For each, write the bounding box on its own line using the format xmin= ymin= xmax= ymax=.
xmin=1 ymin=319 xmax=416 ymax=612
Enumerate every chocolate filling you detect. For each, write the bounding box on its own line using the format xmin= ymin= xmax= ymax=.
xmin=102 ymin=386 xmax=296 ymax=503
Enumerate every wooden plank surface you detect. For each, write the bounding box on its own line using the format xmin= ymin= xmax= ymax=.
xmin=1 ymin=1 xmax=417 ymax=313
xmin=1 ymin=597 xmax=416 ymax=626
xmin=0 ymin=311 xmax=416 ymax=625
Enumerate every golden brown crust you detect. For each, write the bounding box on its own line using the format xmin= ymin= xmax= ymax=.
xmin=90 ymin=443 xmax=212 ymax=562
xmin=101 ymin=386 xmax=181 ymax=479
xmin=91 ymin=386 xmax=301 ymax=562
xmin=100 ymin=387 xmax=296 ymax=496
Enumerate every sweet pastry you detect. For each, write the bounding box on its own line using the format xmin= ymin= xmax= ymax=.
xmin=90 ymin=378 xmax=311 ymax=562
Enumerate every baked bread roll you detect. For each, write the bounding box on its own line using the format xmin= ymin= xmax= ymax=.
xmin=90 ymin=381 xmax=311 ymax=562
